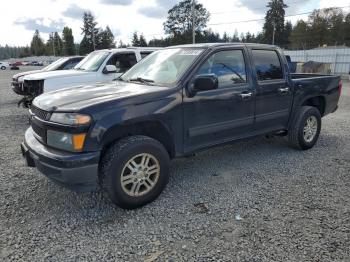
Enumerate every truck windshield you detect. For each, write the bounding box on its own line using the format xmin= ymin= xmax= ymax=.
xmin=120 ymin=48 xmax=203 ymax=86
xmin=74 ymin=51 xmax=110 ymax=72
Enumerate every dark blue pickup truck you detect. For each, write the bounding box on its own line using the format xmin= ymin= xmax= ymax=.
xmin=21 ymin=43 xmax=342 ymax=209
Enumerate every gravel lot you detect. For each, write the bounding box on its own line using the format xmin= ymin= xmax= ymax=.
xmin=0 ymin=67 xmax=349 ymax=262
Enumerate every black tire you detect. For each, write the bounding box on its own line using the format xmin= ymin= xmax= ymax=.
xmin=288 ymin=106 xmax=321 ymax=150
xmin=99 ymin=135 xmax=170 ymax=209
xmin=0 ymin=66 xmax=6 ymax=70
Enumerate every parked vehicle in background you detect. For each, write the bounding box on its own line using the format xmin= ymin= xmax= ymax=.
xmin=0 ymin=61 xmax=9 ymax=70
xmin=21 ymin=47 xmax=160 ymax=104
xmin=12 ymin=56 xmax=84 ymax=96
xmin=21 ymin=43 xmax=341 ymax=209
xmin=10 ymin=65 xmax=20 ymax=70
xmin=10 ymin=61 xmax=23 ymax=66
xmin=28 ymin=61 xmax=44 ymax=66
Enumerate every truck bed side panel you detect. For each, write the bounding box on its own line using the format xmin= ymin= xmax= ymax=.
xmin=291 ymin=75 xmax=340 ymax=116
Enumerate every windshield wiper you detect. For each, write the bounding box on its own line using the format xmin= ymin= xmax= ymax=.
xmin=129 ymin=77 xmax=155 ymax=85
xmin=75 ymin=67 xmax=85 ymax=71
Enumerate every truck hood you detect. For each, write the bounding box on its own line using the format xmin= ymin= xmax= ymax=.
xmin=23 ymin=69 xmax=91 ymax=81
xmin=13 ymin=69 xmax=44 ymax=80
xmin=33 ymin=81 xmax=169 ymax=112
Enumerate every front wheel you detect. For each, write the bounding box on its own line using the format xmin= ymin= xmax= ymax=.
xmin=100 ymin=136 xmax=170 ymax=209
xmin=288 ymin=106 xmax=322 ymax=150
xmin=0 ymin=66 xmax=6 ymax=70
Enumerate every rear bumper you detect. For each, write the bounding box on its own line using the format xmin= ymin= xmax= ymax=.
xmin=21 ymin=128 xmax=100 ymax=191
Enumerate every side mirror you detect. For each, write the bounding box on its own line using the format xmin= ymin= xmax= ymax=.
xmin=103 ymin=65 xmax=117 ymax=74
xmin=188 ymin=74 xmax=218 ymax=96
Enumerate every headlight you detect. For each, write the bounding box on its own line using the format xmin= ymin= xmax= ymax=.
xmin=50 ymin=113 xmax=91 ymax=125
xmin=47 ymin=130 xmax=86 ymax=152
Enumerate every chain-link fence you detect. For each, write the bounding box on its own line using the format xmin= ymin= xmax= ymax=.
xmin=284 ymin=47 xmax=350 ymax=79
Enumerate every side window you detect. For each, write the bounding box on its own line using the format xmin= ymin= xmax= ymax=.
xmin=252 ymin=50 xmax=283 ymax=81
xmin=195 ymin=50 xmax=247 ymax=89
xmin=107 ymin=53 xmax=137 ymax=73
xmin=140 ymin=51 xmax=152 ymax=59
xmin=61 ymin=59 xmax=80 ymax=70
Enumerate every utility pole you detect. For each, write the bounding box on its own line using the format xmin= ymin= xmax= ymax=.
xmin=192 ymin=0 xmax=195 ymax=44
xmin=92 ymin=29 xmax=96 ymax=50
xmin=272 ymin=22 xmax=276 ymax=45
xmin=52 ymin=32 xmax=56 ymax=56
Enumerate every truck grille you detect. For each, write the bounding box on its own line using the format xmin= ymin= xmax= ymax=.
xmin=30 ymin=106 xmax=50 ymax=121
xmin=31 ymin=121 xmax=46 ymax=141
xmin=23 ymin=80 xmax=44 ymax=97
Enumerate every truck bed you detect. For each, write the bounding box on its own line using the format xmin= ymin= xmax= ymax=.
xmin=291 ymin=73 xmax=341 ymax=116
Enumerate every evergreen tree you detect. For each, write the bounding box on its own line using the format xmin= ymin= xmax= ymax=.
xmin=283 ymin=21 xmax=293 ymax=48
xmin=131 ymin=32 xmax=140 ymax=46
xmin=62 ymin=27 xmax=75 ymax=55
xmin=289 ymin=20 xmax=310 ymax=49
xmin=45 ymin=33 xmax=55 ymax=56
xmin=240 ymin=32 xmax=245 ymax=42
xmin=80 ymin=12 xmax=100 ymax=54
xmin=344 ymin=13 xmax=350 ymax=46
xmin=139 ymin=34 xmax=147 ymax=47
xmin=245 ymin=32 xmax=253 ymax=42
xmin=19 ymin=46 xmax=31 ymax=58
xmin=263 ymin=0 xmax=288 ymax=45
xmin=79 ymin=36 xmax=91 ymax=55
xmin=98 ymin=26 xmax=115 ymax=49
xmin=232 ymin=30 xmax=240 ymax=42
xmin=222 ymin=32 xmax=229 ymax=42
xmin=30 ymin=30 xmax=45 ymax=56
xmin=118 ymin=40 xmax=127 ymax=48
xmin=54 ymin=32 xmax=63 ymax=56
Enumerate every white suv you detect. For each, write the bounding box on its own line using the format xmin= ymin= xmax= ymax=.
xmin=0 ymin=62 xmax=9 ymax=70
xmin=22 ymin=47 xmax=161 ymax=98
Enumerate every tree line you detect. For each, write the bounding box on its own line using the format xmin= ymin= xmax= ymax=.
xmin=146 ymin=0 xmax=350 ymax=49
xmin=1 ymin=0 xmax=349 ymax=60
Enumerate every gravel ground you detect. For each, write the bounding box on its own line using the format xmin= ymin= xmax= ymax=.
xmin=0 ymin=67 xmax=349 ymax=262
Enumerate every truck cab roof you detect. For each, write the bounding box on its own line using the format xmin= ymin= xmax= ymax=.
xmin=169 ymin=42 xmax=278 ymax=49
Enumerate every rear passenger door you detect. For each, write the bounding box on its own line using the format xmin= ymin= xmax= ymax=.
xmin=251 ymin=49 xmax=292 ymax=132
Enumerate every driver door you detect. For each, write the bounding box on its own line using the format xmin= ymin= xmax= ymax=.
xmin=103 ymin=52 xmax=138 ymax=81
xmin=183 ymin=48 xmax=255 ymax=152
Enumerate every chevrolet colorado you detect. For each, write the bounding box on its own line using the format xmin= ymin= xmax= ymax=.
xmin=21 ymin=43 xmax=342 ymax=209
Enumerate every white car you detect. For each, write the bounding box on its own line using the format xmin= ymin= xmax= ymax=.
xmin=12 ymin=56 xmax=84 ymax=95
xmin=0 ymin=62 xmax=9 ymax=70
xmin=22 ymin=47 xmax=160 ymax=98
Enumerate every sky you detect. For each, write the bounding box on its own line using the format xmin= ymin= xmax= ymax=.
xmin=0 ymin=0 xmax=349 ymax=46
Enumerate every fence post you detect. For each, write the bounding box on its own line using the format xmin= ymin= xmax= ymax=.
xmin=333 ymin=53 xmax=338 ymax=75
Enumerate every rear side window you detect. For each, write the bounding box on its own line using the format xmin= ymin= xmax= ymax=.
xmin=252 ymin=50 xmax=283 ymax=81
xmin=60 ymin=59 xmax=82 ymax=70
xmin=140 ymin=51 xmax=153 ymax=59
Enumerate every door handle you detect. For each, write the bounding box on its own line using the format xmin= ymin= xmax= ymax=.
xmin=239 ymin=92 xmax=253 ymax=100
xmin=278 ymin=87 xmax=290 ymax=94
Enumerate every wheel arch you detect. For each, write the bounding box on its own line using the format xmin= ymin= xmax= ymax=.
xmin=100 ymin=120 xmax=176 ymax=159
xmin=300 ymin=96 xmax=326 ymax=116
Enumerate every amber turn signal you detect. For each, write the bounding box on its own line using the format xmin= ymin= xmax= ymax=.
xmin=72 ymin=133 xmax=86 ymax=151
xmin=74 ymin=115 xmax=91 ymax=125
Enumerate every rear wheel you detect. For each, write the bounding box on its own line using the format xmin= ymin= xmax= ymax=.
xmin=100 ymin=136 xmax=170 ymax=209
xmin=288 ymin=106 xmax=321 ymax=150
xmin=0 ymin=66 xmax=5 ymax=70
